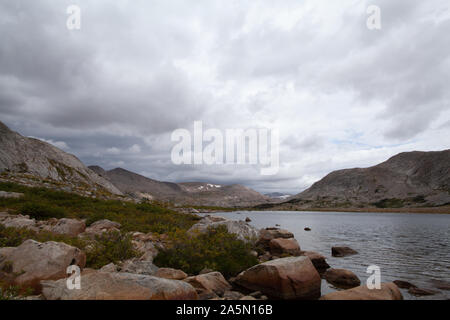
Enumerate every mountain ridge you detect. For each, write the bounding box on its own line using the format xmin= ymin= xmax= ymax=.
xmin=263 ymin=149 xmax=450 ymax=210
xmin=89 ymin=165 xmax=271 ymax=207
xmin=0 ymin=121 xmax=122 ymax=196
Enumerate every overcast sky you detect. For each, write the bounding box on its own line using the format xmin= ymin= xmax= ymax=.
xmin=1 ymin=0 xmax=449 ymax=194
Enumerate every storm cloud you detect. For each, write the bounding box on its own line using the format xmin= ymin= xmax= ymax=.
xmin=1 ymin=0 xmax=449 ymax=194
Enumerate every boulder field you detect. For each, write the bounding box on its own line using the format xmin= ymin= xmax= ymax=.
xmin=234 ymin=256 xmax=322 ymax=300
xmin=0 ymin=213 xmax=405 ymax=300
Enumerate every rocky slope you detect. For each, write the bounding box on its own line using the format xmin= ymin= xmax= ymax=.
xmin=0 ymin=121 xmax=122 ymax=196
xmin=286 ymin=150 xmax=450 ymax=208
xmin=89 ymin=166 xmax=271 ymax=207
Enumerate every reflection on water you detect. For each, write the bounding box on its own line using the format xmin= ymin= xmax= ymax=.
xmin=213 ymin=211 xmax=450 ymax=300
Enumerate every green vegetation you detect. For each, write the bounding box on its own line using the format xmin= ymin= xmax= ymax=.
xmin=188 ymin=205 xmax=236 ymax=212
xmin=19 ymin=203 xmax=66 ymax=220
xmin=154 ymin=225 xmax=258 ymax=278
xmin=0 ymin=224 xmax=85 ymax=248
xmin=86 ymin=231 xmax=138 ymax=269
xmin=0 ymin=181 xmax=261 ymax=280
xmin=0 ymin=284 xmax=33 ymax=300
xmin=372 ymin=198 xmax=404 ymax=208
xmin=0 ymin=224 xmax=138 ymax=269
xmin=412 ymin=195 xmax=426 ymax=203
xmin=0 ymin=181 xmax=199 ymax=234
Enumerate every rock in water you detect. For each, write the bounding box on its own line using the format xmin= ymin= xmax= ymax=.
xmin=235 ymin=256 xmax=321 ymax=300
xmin=0 ymin=239 xmax=86 ymax=288
xmin=393 ymin=280 xmax=416 ymax=289
xmin=269 ymin=238 xmax=301 ymax=256
xmin=320 ymin=283 xmax=403 ymax=300
xmin=300 ymin=251 xmax=330 ymax=273
xmin=408 ymin=287 xmax=439 ymax=296
xmin=324 ymin=268 xmax=361 ymax=289
xmin=257 ymin=228 xmax=294 ymax=250
xmin=331 ymin=246 xmax=358 ymax=257
xmin=41 ymin=271 xmax=198 ymax=300
xmin=429 ymin=279 xmax=450 ymax=291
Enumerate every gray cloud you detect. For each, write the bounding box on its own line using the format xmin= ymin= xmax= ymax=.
xmin=1 ymin=0 xmax=449 ymax=194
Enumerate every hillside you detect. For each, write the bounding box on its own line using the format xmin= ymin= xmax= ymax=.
xmin=89 ymin=166 xmax=271 ymax=207
xmin=0 ymin=121 xmax=122 ymax=196
xmin=257 ymin=150 xmax=450 ymax=210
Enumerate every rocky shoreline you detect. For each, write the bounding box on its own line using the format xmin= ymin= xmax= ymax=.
xmin=3 ymin=210 xmax=441 ymax=300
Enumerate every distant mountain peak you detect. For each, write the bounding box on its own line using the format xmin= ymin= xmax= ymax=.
xmin=291 ymin=149 xmax=450 ymax=208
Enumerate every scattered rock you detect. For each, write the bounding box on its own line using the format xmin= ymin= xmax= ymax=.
xmin=155 ymin=268 xmax=187 ymax=280
xmin=41 ymin=271 xmax=198 ymax=300
xmin=304 ymin=227 xmax=311 ymax=231
xmin=393 ymin=280 xmax=416 ymax=289
xmin=223 ymin=290 xmax=244 ymax=300
xmin=100 ymin=263 xmax=118 ymax=273
xmin=0 ymin=239 xmax=86 ymax=289
xmin=196 ymin=288 xmax=218 ymax=300
xmin=84 ymin=219 xmax=121 ymax=236
xmin=331 ymin=246 xmax=358 ymax=257
xmin=249 ymin=291 xmax=263 ymax=298
xmin=324 ymin=268 xmax=361 ymax=289
xmin=199 ymin=268 xmax=214 ymax=275
xmin=204 ymin=215 xmax=228 ymax=223
xmin=0 ymin=215 xmax=37 ymax=231
xmin=408 ymin=287 xmax=439 ymax=296
xmin=320 ymin=283 xmax=403 ymax=300
xmin=0 ymin=191 xmax=24 ymax=199
xmin=300 ymin=251 xmax=330 ymax=273
xmin=22 ymin=294 xmax=45 ymax=300
xmin=257 ymin=228 xmax=294 ymax=250
xmin=429 ymin=279 xmax=450 ymax=291
xmin=50 ymin=218 xmax=86 ymax=237
xmin=119 ymin=259 xmax=158 ymax=275
xmin=240 ymin=295 xmax=257 ymax=300
xmin=245 ymin=217 xmax=251 ymax=222
xmin=132 ymin=236 xmax=159 ymax=262
xmin=235 ymin=256 xmax=321 ymax=300
xmin=258 ymin=252 xmax=271 ymax=263
xmin=188 ymin=218 xmax=259 ymax=243
xmin=184 ymin=272 xmax=232 ymax=298
xmin=269 ymin=238 xmax=301 ymax=256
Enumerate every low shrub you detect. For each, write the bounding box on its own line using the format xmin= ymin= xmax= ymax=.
xmin=0 ymin=224 xmax=85 ymax=248
xmin=0 ymin=224 xmax=138 ymax=270
xmin=19 ymin=203 xmax=66 ymax=220
xmin=154 ymin=225 xmax=258 ymax=278
xmin=0 ymin=181 xmax=199 ymax=234
xmin=372 ymin=198 xmax=404 ymax=208
xmin=85 ymin=231 xmax=138 ymax=269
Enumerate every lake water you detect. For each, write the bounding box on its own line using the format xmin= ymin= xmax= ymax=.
xmin=213 ymin=211 xmax=450 ymax=300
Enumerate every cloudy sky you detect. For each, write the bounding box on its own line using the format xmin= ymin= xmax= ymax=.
xmin=1 ymin=0 xmax=449 ymax=194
